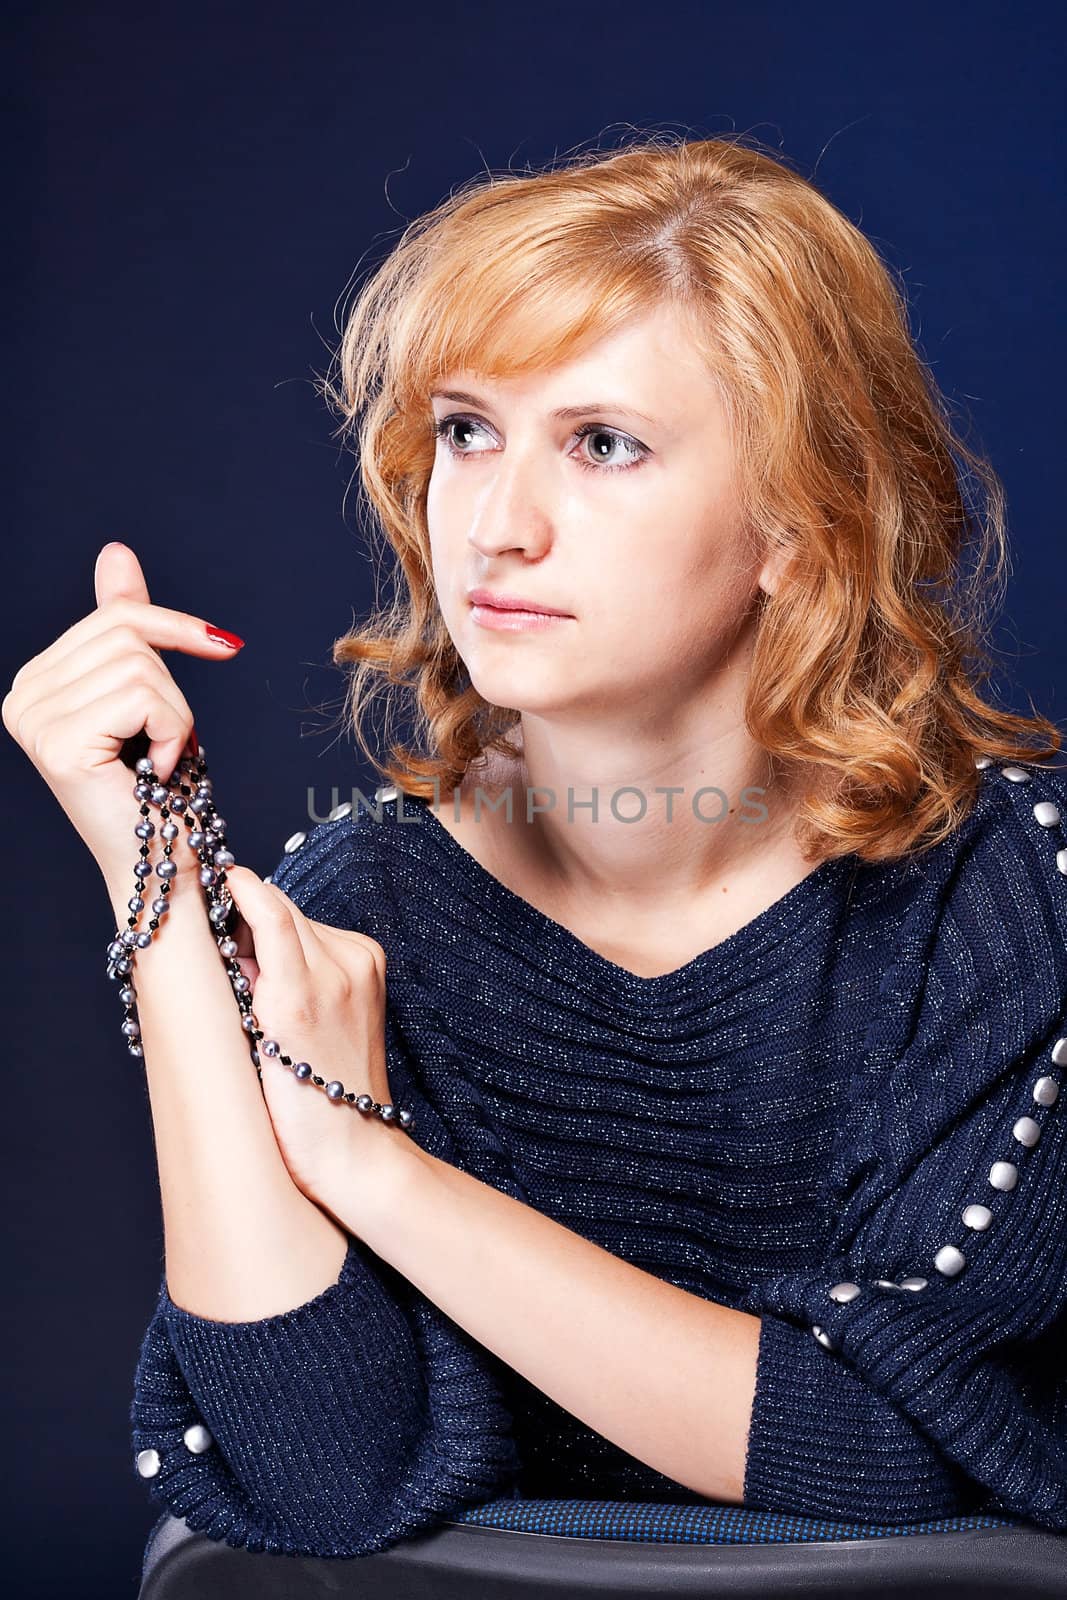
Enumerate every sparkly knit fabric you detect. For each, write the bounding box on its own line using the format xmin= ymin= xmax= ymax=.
xmin=129 ymin=760 xmax=1067 ymax=1557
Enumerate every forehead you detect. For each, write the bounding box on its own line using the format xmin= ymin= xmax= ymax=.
xmin=429 ymin=303 xmax=719 ymax=424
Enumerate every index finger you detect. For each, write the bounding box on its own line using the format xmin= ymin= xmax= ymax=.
xmin=11 ymin=577 xmax=242 ymax=695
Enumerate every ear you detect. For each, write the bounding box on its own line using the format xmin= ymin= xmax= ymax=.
xmin=757 ymin=540 xmax=793 ymax=599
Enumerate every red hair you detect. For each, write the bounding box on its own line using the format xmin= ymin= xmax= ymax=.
xmin=316 ymin=131 xmax=1062 ymax=864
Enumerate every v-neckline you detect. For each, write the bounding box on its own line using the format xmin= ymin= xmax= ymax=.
xmin=401 ymin=792 xmax=857 ymax=1001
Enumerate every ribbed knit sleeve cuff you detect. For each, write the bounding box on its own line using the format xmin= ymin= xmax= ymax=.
xmin=742 ymin=1312 xmax=984 ymax=1524
xmin=741 ymin=1261 xmax=1067 ymax=1529
xmin=131 ymin=1233 xmax=520 ymax=1557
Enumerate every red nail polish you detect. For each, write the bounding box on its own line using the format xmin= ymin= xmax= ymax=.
xmin=206 ymin=624 xmax=245 ymax=650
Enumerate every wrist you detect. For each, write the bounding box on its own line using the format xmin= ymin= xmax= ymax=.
xmin=317 ymin=1120 xmax=432 ymax=1245
xmin=102 ymin=853 xmax=207 ymax=928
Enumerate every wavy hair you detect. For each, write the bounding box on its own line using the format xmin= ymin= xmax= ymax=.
xmin=316 ymin=130 xmax=1062 ymax=865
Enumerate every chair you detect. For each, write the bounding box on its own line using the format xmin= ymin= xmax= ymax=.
xmin=138 ymin=1496 xmax=1067 ymax=1598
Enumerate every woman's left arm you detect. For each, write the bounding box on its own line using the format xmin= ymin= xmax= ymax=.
xmin=319 ymin=1130 xmax=762 ymax=1505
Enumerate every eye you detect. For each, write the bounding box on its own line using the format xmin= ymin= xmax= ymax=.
xmin=431 ymin=414 xmax=649 ymax=475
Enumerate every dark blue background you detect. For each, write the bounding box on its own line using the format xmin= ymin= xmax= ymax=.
xmin=5 ymin=2 xmax=1064 ymax=1593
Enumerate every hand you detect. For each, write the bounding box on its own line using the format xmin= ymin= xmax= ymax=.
xmin=223 ymin=864 xmax=404 ymax=1215
xmin=1 ymin=542 xmax=244 ymax=890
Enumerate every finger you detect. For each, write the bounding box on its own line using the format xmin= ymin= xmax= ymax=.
xmin=9 ymin=545 xmax=244 ymax=695
xmin=10 ymin=639 xmax=191 ymax=750
xmin=34 ymin=682 xmax=193 ymax=786
xmin=23 ymin=651 xmax=193 ymax=784
xmin=224 ymin=866 xmax=318 ymax=993
xmin=94 ymin=541 xmax=151 ymax=611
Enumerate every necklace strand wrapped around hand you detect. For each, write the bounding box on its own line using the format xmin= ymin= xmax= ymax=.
xmin=104 ymin=745 xmax=415 ymax=1135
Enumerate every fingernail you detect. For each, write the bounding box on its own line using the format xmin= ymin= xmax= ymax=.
xmin=206 ymin=624 xmax=245 ymax=650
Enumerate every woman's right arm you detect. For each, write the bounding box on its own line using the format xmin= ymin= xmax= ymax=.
xmin=6 ymin=543 xmax=521 ymax=1555
xmin=100 ymin=858 xmax=351 ymax=1322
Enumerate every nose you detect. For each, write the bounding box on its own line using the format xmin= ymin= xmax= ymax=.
xmin=465 ymin=438 xmax=554 ymax=561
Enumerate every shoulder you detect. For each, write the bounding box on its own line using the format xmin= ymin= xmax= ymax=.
xmin=868 ymin=757 xmax=1067 ymax=1105
xmin=264 ymin=787 xmax=395 ymax=925
xmin=833 ymin=757 xmax=1067 ymax=1195
xmin=881 ymin=757 xmax=1067 ymax=980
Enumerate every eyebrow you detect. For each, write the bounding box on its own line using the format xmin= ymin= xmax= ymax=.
xmin=428 ymin=387 xmax=660 ymax=428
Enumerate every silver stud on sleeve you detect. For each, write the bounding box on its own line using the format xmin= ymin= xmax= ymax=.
xmin=183 ymin=1422 xmax=214 ymax=1454
xmin=328 ymin=801 xmax=353 ymax=821
xmin=828 ymin=1281 xmax=861 ymax=1303
xmin=989 ymin=1160 xmax=1019 ymax=1192
xmin=962 ymin=1203 xmax=993 ymax=1230
xmin=1051 ymin=1038 xmax=1067 ymax=1067
xmin=811 ymin=1325 xmax=835 ymax=1350
xmin=135 ymin=1448 xmax=161 ymax=1479
xmin=1033 ymin=800 xmax=1062 ymax=828
xmin=1057 ymin=850 xmax=1067 ymax=877
xmin=934 ymin=1244 xmax=966 ymax=1277
xmin=375 ymin=785 xmax=399 ymax=803
xmin=898 ymin=1276 xmax=928 ymax=1291
xmin=283 ymin=831 xmax=307 ymax=854
xmin=974 ymin=755 xmax=993 ymax=769
xmin=1033 ymin=1076 xmax=1060 ymax=1106
xmin=1013 ymin=1116 xmax=1042 ymax=1148
xmin=999 ymin=765 xmax=1031 ymax=782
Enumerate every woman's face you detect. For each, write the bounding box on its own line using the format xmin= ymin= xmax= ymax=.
xmin=426 ymin=299 xmax=774 ymax=727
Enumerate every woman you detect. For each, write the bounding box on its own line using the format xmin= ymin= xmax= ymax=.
xmin=6 ymin=132 xmax=1065 ymax=1560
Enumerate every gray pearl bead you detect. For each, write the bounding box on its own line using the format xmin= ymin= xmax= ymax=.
xmin=151 ymin=898 xmax=169 ymax=915
xmin=218 ymin=938 xmax=238 ymax=958
xmin=135 ymin=757 xmax=155 ymax=775
xmin=122 ymin=1020 xmax=140 ymax=1037
xmin=214 ymin=850 xmax=235 ymax=869
xmin=161 ymin=822 xmax=179 ymax=841
xmin=156 ymin=861 xmax=177 ymax=880
xmin=135 ymin=932 xmax=152 ymax=949
xmin=262 ymin=1040 xmax=280 ymax=1057
xmin=135 ymin=822 xmax=155 ymax=840
xmin=325 ymin=1081 xmax=345 ymax=1101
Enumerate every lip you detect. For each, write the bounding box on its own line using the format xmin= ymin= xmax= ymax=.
xmin=467 ymin=587 xmax=573 ymax=617
xmin=470 ymin=603 xmax=572 ymax=633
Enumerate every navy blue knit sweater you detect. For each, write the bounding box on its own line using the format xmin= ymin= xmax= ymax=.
xmin=129 ymin=757 xmax=1067 ymax=1555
